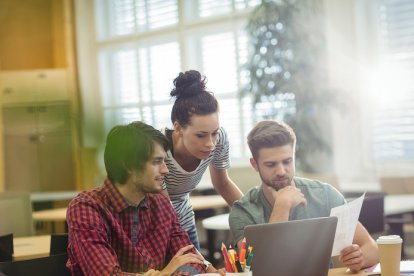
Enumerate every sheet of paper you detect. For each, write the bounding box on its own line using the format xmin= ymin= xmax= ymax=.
xmin=369 ymin=260 xmax=414 ymax=274
xmin=330 ymin=192 xmax=365 ymax=256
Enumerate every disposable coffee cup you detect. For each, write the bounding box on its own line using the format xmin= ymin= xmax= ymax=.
xmin=376 ymin=235 xmax=403 ymax=276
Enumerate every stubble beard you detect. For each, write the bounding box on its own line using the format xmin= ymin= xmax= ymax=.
xmin=262 ymin=176 xmax=293 ymax=191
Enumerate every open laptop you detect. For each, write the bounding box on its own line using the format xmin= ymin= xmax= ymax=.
xmin=244 ymin=216 xmax=338 ymax=276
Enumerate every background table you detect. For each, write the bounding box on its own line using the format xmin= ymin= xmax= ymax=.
xmin=14 ymin=235 xmax=50 ymax=261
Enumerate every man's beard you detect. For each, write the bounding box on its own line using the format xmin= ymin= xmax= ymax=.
xmin=261 ymin=175 xmax=292 ymax=191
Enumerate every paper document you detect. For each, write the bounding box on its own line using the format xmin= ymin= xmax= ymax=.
xmin=330 ymin=193 xmax=365 ymax=256
xmin=367 ymin=260 xmax=414 ymax=275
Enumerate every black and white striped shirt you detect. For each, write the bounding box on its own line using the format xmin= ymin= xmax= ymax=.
xmin=161 ymin=127 xmax=230 ymax=231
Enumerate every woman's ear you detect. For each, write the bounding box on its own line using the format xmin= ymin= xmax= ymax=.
xmin=173 ymin=121 xmax=183 ymax=135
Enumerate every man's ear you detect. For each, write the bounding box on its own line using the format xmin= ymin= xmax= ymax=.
xmin=250 ymin=157 xmax=259 ymax=171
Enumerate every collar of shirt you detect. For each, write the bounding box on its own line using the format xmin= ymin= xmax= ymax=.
xmin=102 ymin=178 xmax=149 ymax=213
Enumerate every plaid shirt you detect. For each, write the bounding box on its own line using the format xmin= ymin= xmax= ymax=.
xmin=66 ymin=178 xmax=206 ymax=275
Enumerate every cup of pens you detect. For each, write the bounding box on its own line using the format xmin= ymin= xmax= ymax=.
xmin=221 ymin=238 xmax=253 ymax=275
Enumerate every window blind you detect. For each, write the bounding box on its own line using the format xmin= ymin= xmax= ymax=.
xmin=95 ymin=0 xmax=258 ymax=161
xmin=372 ymin=0 xmax=414 ymax=161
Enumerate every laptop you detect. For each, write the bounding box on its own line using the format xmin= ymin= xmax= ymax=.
xmin=243 ymin=216 xmax=338 ymax=276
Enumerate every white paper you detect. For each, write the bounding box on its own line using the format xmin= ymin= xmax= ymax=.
xmin=369 ymin=260 xmax=414 ymax=274
xmin=330 ymin=192 xmax=365 ymax=256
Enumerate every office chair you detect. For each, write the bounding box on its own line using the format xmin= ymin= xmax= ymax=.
xmin=0 ymin=253 xmax=69 ymax=276
xmin=0 ymin=192 xmax=34 ymax=237
xmin=0 ymin=234 xmax=13 ymax=262
xmin=50 ymin=233 xmax=68 ymax=255
xmin=359 ymin=193 xmax=385 ymax=234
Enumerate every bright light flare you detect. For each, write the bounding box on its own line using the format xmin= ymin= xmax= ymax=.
xmin=363 ymin=63 xmax=412 ymax=109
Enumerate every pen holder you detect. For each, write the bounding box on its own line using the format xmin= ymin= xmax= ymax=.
xmin=226 ymin=272 xmax=252 ymax=276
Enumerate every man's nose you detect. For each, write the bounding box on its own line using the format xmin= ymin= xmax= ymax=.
xmin=275 ymin=163 xmax=286 ymax=175
xmin=161 ymin=162 xmax=169 ymax=174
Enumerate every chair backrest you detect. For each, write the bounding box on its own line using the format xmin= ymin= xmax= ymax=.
xmin=50 ymin=233 xmax=68 ymax=255
xmin=0 ymin=253 xmax=69 ymax=276
xmin=360 ymin=194 xmax=385 ymax=233
xmin=0 ymin=192 xmax=34 ymax=237
xmin=0 ymin=234 xmax=13 ymax=262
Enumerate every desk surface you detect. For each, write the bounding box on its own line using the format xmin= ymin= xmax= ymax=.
xmin=31 ymin=191 xmax=79 ymax=203
xmin=32 ymin=195 xmax=228 ymax=222
xmin=190 ymin=195 xmax=227 ymax=211
xmin=385 ymin=194 xmax=414 ymax=216
xmin=328 ymin=268 xmax=366 ymax=275
xmin=11 ymin=235 xmax=370 ymax=276
xmin=14 ymin=235 xmax=50 ymax=261
xmin=11 ymin=235 xmax=369 ymax=275
xmin=32 ymin=207 xmax=67 ymax=222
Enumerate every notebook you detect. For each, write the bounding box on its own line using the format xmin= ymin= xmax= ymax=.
xmin=243 ymin=216 xmax=338 ymax=276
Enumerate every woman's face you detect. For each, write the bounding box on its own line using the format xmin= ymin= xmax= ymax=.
xmin=175 ymin=113 xmax=220 ymax=160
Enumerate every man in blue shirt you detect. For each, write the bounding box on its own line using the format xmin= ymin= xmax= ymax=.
xmin=229 ymin=120 xmax=379 ymax=272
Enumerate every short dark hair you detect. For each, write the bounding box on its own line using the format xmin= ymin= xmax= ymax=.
xmin=104 ymin=121 xmax=169 ymax=184
xmin=170 ymin=70 xmax=219 ymax=127
xmin=247 ymin=120 xmax=296 ymax=160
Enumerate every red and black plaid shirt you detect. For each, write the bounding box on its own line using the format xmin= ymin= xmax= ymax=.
xmin=66 ymin=178 xmax=206 ymax=275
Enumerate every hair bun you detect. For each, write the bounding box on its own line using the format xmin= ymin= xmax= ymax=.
xmin=170 ymin=70 xmax=206 ymax=99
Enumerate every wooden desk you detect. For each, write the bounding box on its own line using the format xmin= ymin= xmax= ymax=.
xmin=31 ymin=191 xmax=79 ymax=203
xmin=191 ymin=195 xmax=227 ymax=211
xmin=14 ymin=235 xmax=50 ymax=261
xmin=32 ymin=208 xmax=67 ymax=222
xmin=328 ymin=268 xmax=366 ymax=275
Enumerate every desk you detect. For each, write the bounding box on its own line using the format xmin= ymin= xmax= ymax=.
xmin=14 ymin=235 xmax=50 ymax=261
xmin=191 ymin=195 xmax=227 ymax=211
xmin=32 ymin=208 xmax=67 ymax=222
xmin=30 ymin=191 xmax=79 ymax=203
xmin=328 ymin=268 xmax=366 ymax=275
xmin=385 ymin=194 xmax=414 ymax=216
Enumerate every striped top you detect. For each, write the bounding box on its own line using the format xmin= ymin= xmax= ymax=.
xmin=161 ymin=127 xmax=230 ymax=231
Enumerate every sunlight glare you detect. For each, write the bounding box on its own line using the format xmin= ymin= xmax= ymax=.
xmin=363 ymin=63 xmax=411 ymax=109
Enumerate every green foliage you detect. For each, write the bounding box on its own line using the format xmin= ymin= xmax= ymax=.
xmin=242 ymin=0 xmax=340 ymax=172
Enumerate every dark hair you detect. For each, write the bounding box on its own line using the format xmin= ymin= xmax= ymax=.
xmin=247 ymin=120 xmax=296 ymax=160
xmin=170 ymin=70 xmax=219 ymax=127
xmin=104 ymin=121 xmax=169 ymax=184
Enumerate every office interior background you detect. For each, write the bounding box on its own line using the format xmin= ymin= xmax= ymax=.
xmin=0 ymin=0 xmax=413 ymax=194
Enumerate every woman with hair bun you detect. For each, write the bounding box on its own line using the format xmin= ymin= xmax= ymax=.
xmin=161 ymin=70 xmax=243 ymax=249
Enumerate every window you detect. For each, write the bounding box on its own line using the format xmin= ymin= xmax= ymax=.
xmin=371 ymin=0 xmax=414 ymax=163
xmin=93 ymin=0 xmax=260 ymax=163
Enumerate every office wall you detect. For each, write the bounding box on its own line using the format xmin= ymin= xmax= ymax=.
xmin=0 ymin=0 xmax=83 ymax=192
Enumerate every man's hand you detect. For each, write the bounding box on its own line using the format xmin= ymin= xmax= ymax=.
xmin=339 ymin=244 xmax=365 ymax=272
xmin=161 ymin=244 xmax=204 ymax=275
xmin=268 ymin=185 xmax=307 ymax=223
xmin=140 ymin=269 xmax=162 ymax=275
xmin=273 ymin=186 xmax=307 ymax=209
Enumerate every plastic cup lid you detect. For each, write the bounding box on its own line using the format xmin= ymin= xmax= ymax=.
xmin=376 ymin=235 xmax=403 ymax=244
